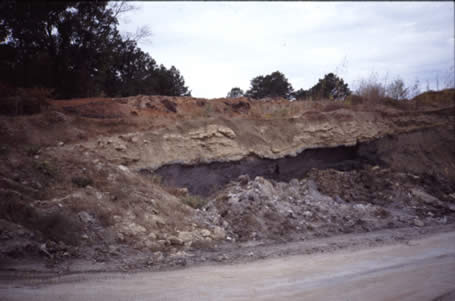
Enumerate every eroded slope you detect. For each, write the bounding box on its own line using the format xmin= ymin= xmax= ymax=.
xmin=0 ymin=91 xmax=454 ymax=268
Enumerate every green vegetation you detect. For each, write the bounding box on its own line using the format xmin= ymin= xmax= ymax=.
xmin=0 ymin=1 xmax=190 ymax=99
xmin=245 ymin=71 xmax=294 ymax=100
xmin=236 ymin=71 xmax=351 ymax=101
xmin=227 ymin=87 xmax=245 ymax=98
xmin=299 ymin=73 xmax=351 ymax=101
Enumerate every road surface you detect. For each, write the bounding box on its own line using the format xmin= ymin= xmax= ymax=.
xmin=1 ymin=231 xmax=455 ymax=301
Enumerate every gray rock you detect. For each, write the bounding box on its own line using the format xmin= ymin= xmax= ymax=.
xmin=246 ymin=190 xmax=260 ymax=202
xmin=148 ymin=232 xmax=157 ymax=240
xmin=211 ymin=226 xmax=226 ymax=240
xmin=253 ymin=177 xmax=276 ymax=198
xmin=177 ymin=231 xmax=194 ymax=243
xmin=413 ymin=219 xmax=424 ymax=227
xmin=199 ymin=229 xmax=211 ymax=237
xmin=411 ymin=188 xmax=440 ymax=205
xmin=118 ymin=165 xmax=129 ymax=172
xmin=168 ymin=236 xmax=184 ymax=246
xmin=303 ymin=211 xmax=313 ymax=218
xmin=144 ymin=240 xmax=164 ymax=251
xmin=290 ymin=178 xmax=300 ymax=188
xmin=78 ymin=211 xmax=95 ymax=224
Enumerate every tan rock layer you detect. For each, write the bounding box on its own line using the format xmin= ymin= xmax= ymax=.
xmin=69 ymin=106 xmax=454 ymax=170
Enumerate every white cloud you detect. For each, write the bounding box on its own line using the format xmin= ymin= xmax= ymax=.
xmin=118 ymin=2 xmax=454 ymax=97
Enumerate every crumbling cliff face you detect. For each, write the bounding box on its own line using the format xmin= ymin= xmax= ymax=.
xmin=0 ymin=91 xmax=454 ymax=266
xmin=74 ymin=103 xmax=454 ymax=171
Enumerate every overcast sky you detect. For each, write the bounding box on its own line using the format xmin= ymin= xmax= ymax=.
xmin=118 ymin=2 xmax=454 ymax=99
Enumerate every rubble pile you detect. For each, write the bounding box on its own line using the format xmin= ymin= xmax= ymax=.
xmin=202 ymin=167 xmax=454 ymax=243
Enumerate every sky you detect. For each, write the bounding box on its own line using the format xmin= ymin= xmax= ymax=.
xmin=117 ymin=2 xmax=454 ymax=99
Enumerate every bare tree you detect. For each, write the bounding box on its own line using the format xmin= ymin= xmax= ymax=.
xmin=355 ymin=72 xmax=386 ymax=102
xmin=123 ymin=26 xmax=153 ymax=44
xmin=108 ymin=1 xmax=137 ymax=19
xmin=443 ymin=65 xmax=455 ymax=89
xmin=334 ymin=56 xmax=349 ymax=78
xmin=386 ymin=78 xmax=409 ymax=100
xmin=108 ymin=1 xmax=152 ymax=44
xmin=408 ymin=79 xmax=421 ymax=99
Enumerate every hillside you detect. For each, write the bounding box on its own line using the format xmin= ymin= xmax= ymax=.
xmin=1 ymin=90 xmax=454 ymax=271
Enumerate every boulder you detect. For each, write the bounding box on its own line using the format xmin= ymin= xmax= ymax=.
xmin=211 ymin=226 xmax=226 ymax=240
xmin=78 ymin=211 xmax=95 ymax=224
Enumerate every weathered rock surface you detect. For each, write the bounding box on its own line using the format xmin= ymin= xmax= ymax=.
xmin=0 ymin=92 xmax=454 ymax=264
xmin=73 ymin=105 xmax=455 ymax=175
xmin=202 ymin=167 xmax=454 ymax=242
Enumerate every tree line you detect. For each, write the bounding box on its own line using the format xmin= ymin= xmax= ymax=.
xmin=227 ymin=70 xmax=432 ymax=102
xmin=0 ymin=1 xmax=191 ymax=99
xmin=227 ymin=71 xmax=352 ymax=101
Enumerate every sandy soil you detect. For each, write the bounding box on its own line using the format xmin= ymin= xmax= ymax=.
xmin=1 ymin=229 xmax=454 ymax=301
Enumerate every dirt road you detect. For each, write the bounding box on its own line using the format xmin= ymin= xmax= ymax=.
xmin=2 ymin=231 xmax=455 ymax=301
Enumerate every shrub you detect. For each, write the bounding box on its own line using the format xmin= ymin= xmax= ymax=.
xmin=227 ymin=87 xmax=245 ymax=98
xmin=355 ymin=73 xmax=421 ymax=103
xmin=356 ymin=80 xmax=386 ymax=103
xmin=386 ymin=78 xmax=408 ymax=100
